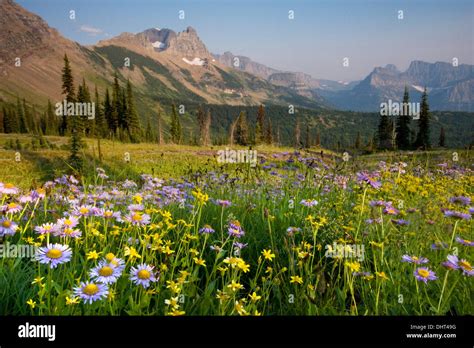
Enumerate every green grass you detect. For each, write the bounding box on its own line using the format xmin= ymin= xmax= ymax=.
xmin=0 ymin=133 xmax=472 ymax=316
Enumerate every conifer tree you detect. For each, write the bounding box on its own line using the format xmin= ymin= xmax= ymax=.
xmin=235 ymin=111 xmax=249 ymax=145
xmin=196 ymin=105 xmax=206 ymax=145
xmin=255 ymin=104 xmax=265 ymax=144
xmin=377 ymin=114 xmax=392 ymax=150
xmin=439 ymin=127 xmax=446 ymax=147
xmin=415 ymin=88 xmax=431 ymax=150
xmin=170 ymin=104 xmax=182 ymax=144
xmin=94 ymin=86 xmax=107 ymax=138
xmin=396 ymin=86 xmax=411 ymax=150
xmin=60 ymin=54 xmax=75 ymax=135
xmin=304 ymin=123 xmax=310 ymax=148
xmin=354 ymin=131 xmax=361 ymax=149
xmin=16 ymin=97 xmax=28 ymax=133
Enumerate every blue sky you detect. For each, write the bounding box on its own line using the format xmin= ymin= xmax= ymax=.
xmin=17 ymin=0 xmax=474 ymax=81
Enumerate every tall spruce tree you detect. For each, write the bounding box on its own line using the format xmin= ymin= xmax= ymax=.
xmin=304 ymin=123 xmax=310 ymax=148
xmin=396 ymin=86 xmax=411 ymax=150
xmin=377 ymin=114 xmax=392 ymax=150
xmin=439 ymin=127 xmax=446 ymax=147
xmin=255 ymin=104 xmax=265 ymax=144
xmin=235 ymin=111 xmax=249 ymax=145
xmin=94 ymin=86 xmax=107 ymax=138
xmin=196 ymin=105 xmax=206 ymax=145
xmin=125 ymin=80 xmax=141 ymax=143
xmin=170 ymin=104 xmax=182 ymax=144
xmin=203 ymin=109 xmax=211 ymax=146
xmin=415 ymin=88 xmax=431 ymax=150
xmin=16 ymin=97 xmax=28 ymax=133
xmin=60 ymin=54 xmax=75 ymax=135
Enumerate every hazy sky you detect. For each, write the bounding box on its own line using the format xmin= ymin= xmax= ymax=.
xmin=18 ymin=0 xmax=474 ymax=81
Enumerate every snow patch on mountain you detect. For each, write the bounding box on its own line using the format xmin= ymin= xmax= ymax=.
xmin=152 ymin=40 xmax=165 ymax=49
xmin=412 ymin=85 xmax=425 ymax=92
xmin=182 ymin=57 xmax=205 ymax=66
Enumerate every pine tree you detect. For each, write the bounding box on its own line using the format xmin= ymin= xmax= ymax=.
xmin=3 ymin=107 xmax=19 ymax=133
xmin=60 ymin=54 xmax=75 ymax=135
xmin=235 ymin=111 xmax=249 ymax=145
xmin=265 ymin=118 xmax=273 ymax=144
xmin=196 ymin=105 xmax=206 ymax=145
xmin=439 ymin=127 xmax=446 ymax=147
xmin=203 ymin=109 xmax=211 ymax=146
xmin=103 ymin=88 xmax=115 ymax=136
xmin=145 ymin=116 xmax=153 ymax=142
xmin=304 ymin=123 xmax=310 ymax=148
xmin=125 ymin=79 xmax=141 ymax=143
xmin=315 ymin=130 xmax=321 ymax=147
xmin=377 ymin=114 xmax=392 ymax=150
xmin=396 ymin=86 xmax=411 ymax=150
xmin=94 ymin=86 xmax=107 ymax=138
xmin=46 ymin=100 xmax=57 ymax=135
xmin=16 ymin=97 xmax=27 ymax=133
xmin=255 ymin=104 xmax=265 ymax=144
xmin=170 ymin=104 xmax=182 ymax=144
xmin=415 ymin=88 xmax=431 ymax=150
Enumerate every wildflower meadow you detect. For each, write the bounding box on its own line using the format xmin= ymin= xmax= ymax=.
xmin=0 ymin=147 xmax=472 ymax=316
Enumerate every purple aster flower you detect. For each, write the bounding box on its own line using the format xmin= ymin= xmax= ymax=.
xmin=125 ymin=212 xmax=151 ymax=226
xmin=57 ymin=227 xmax=82 ymax=238
xmin=383 ymin=205 xmax=399 ymax=216
xmin=431 ymin=241 xmax=448 ymax=250
xmin=127 ymin=204 xmax=144 ymax=212
xmin=71 ymin=205 xmax=94 ymax=217
xmin=74 ymin=282 xmax=109 ymax=304
xmin=233 ymin=242 xmax=248 ymax=250
xmin=469 ymin=207 xmax=474 ymax=215
xmin=402 ymin=255 xmax=429 ymax=264
xmin=443 ymin=210 xmax=471 ymax=220
xmin=455 ymin=237 xmax=474 ymax=246
xmin=100 ymin=209 xmax=121 ymax=220
xmin=228 ymin=220 xmax=245 ymax=238
xmin=357 ymin=172 xmax=382 ymax=189
xmin=1 ymin=202 xmax=23 ymax=214
xmin=0 ymin=218 xmax=18 ymax=236
xmin=130 ymin=264 xmax=158 ymax=288
xmin=34 ymin=223 xmax=58 ymax=235
xmin=458 ymin=259 xmax=474 ymax=276
xmin=57 ymin=216 xmax=80 ymax=229
xmin=286 ymin=226 xmax=301 ymax=236
xmin=0 ymin=183 xmax=19 ymax=195
xmin=449 ymin=196 xmax=471 ymax=206
xmin=90 ymin=260 xmax=122 ymax=284
xmin=442 ymin=255 xmax=460 ymax=270
xmin=300 ymin=199 xmax=318 ymax=207
xmin=414 ymin=267 xmax=437 ymax=283
xmin=392 ymin=219 xmax=409 ymax=226
xmin=35 ymin=243 xmax=72 ymax=268
xmin=199 ymin=224 xmax=215 ymax=234
xmin=215 ymin=199 xmax=232 ymax=207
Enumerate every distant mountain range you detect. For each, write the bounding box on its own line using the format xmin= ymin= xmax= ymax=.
xmin=0 ymin=0 xmax=473 ymax=115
